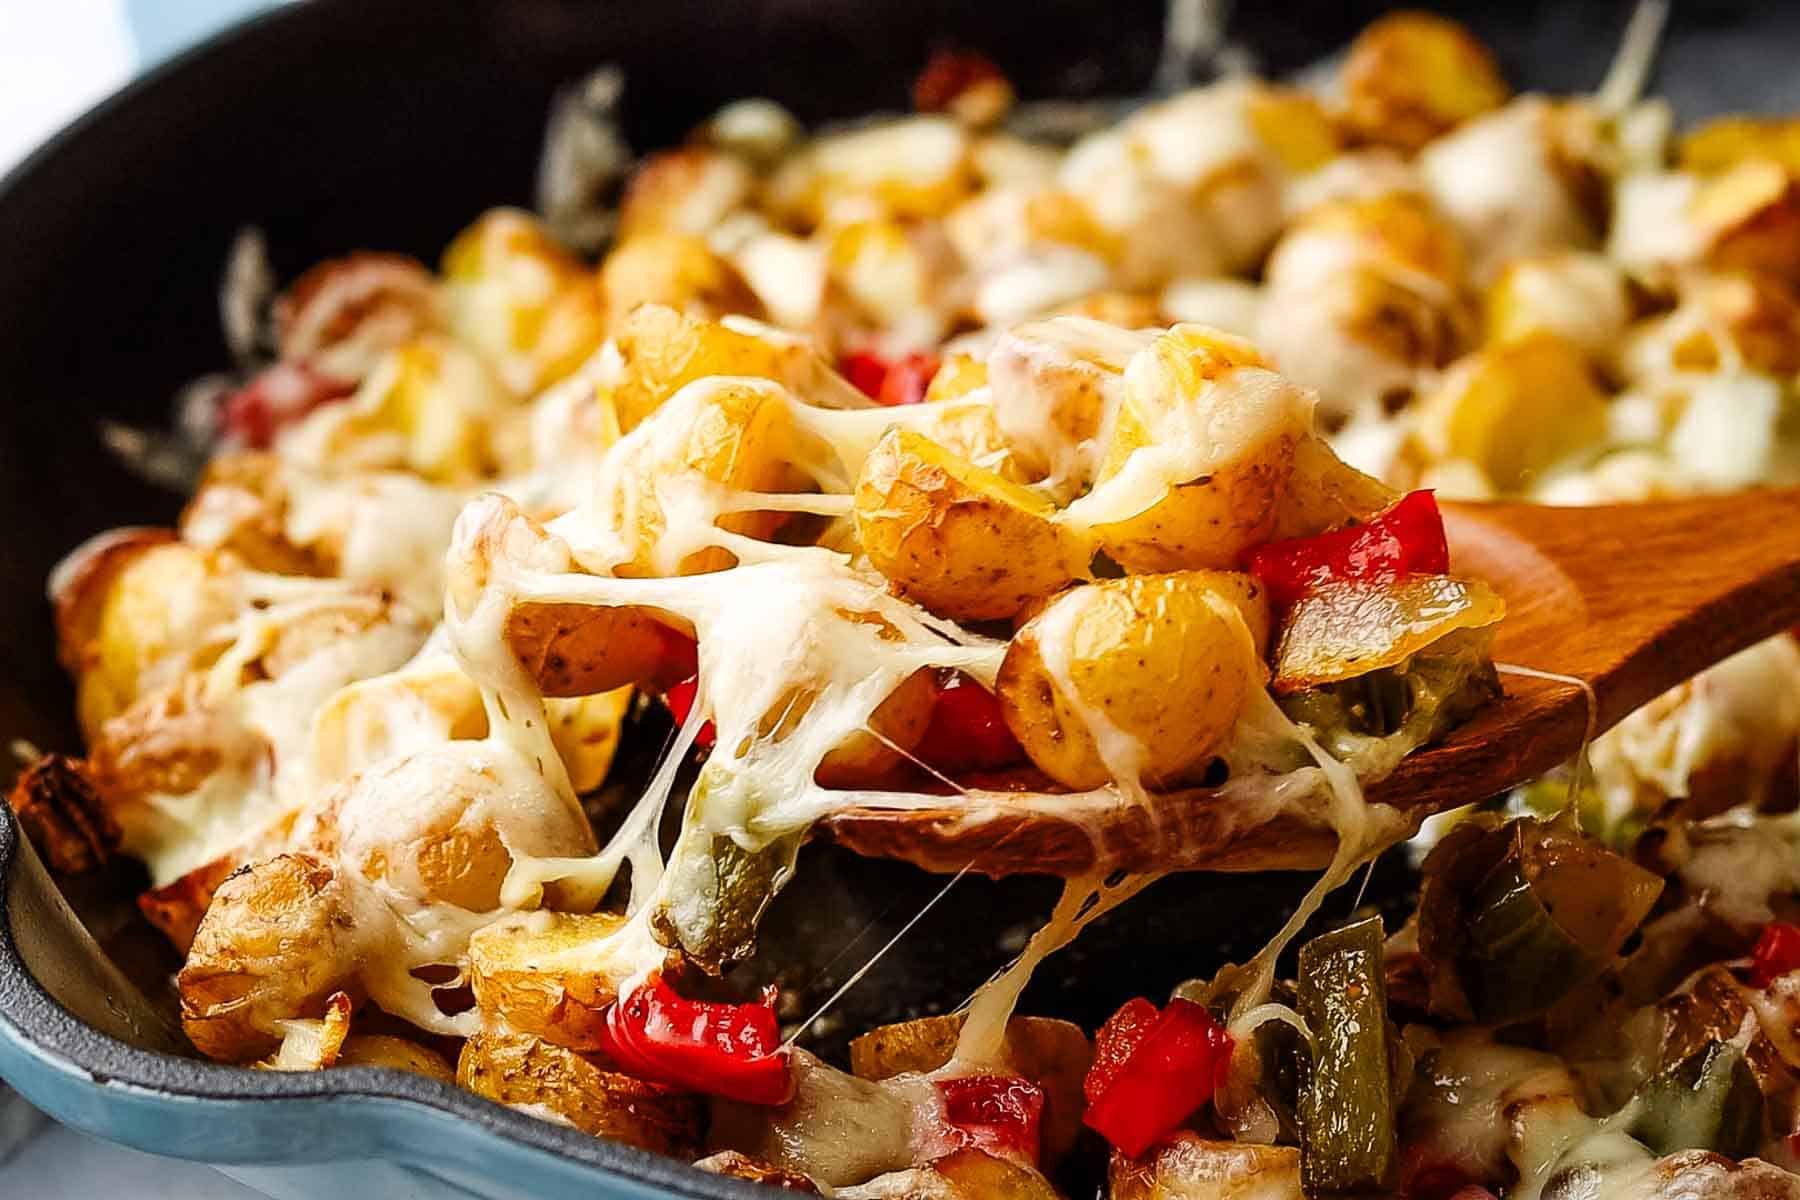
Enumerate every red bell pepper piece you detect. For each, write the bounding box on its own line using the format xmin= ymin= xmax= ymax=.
xmin=1244 ymin=490 xmax=1450 ymax=610
xmin=913 ymin=49 xmax=1007 ymax=114
xmin=664 ymin=676 xmax=717 ymax=750
xmin=936 ymin=1074 xmax=1045 ymax=1163
xmin=1084 ymin=996 xmax=1160 ymax=1104
xmin=1081 ymin=997 xmax=1234 ymax=1158
xmin=221 ymin=360 xmax=357 ymax=449
xmin=839 ymin=349 xmax=940 ymax=407
xmin=913 ymin=672 xmax=1024 ymax=774
xmin=599 ymin=973 xmax=790 ymax=1105
xmin=1750 ymin=921 xmax=1800 ymax=987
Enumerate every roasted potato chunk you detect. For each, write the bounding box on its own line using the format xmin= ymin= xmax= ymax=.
xmin=440 ymin=207 xmax=605 ymax=393
xmin=1413 ymin=332 xmax=1609 ymax=493
xmin=607 ymin=303 xmax=863 ymax=431
xmin=605 ymin=376 xmax=814 ymax=576
xmin=694 ymin=1151 xmax=820 ymax=1192
xmin=6 ymin=754 xmax=118 ymax=874
xmin=617 ymin=146 xmax=755 ymax=240
xmin=63 ymin=537 xmax=236 ymax=738
xmin=998 ymin=572 xmax=1269 ymax=790
xmin=812 ymin=666 xmax=941 ymax=788
xmin=178 ymin=853 xmax=359 ymax=1062
xmin=1082 ymin=325 xmax=1311 ymax=573
xmin=854 ymin=429 xmax=1081 ymax=621
xmin=1109 ymin=1132 xmax=1302 ymax=1199
xmin=301 ymin=742 xmax=598 ymax=912
xmin=849 ymin=1012 xmax=1093 ymax=1167
xmin=600 ymin=231 xmax=758 ymax=330
xmin=1680 ymin=115 xmax=1800 ymax=177
xmin=467 ymin=911 xmax=630 ymax=1050
xmin=986 ymin=317 xmax=1153 ymax=495
xmin=1484 ymin=251 xmax=1631 ymax=357
xmin=457 ymin=1028 xmax=703 ymax=1156
xmin=931 ymin=1150 xmax=1061 ymax=1200
xmin=1692 ymin=158 xmax=1800 ymax=282
xmin=766 ymin=115 xmax=974 ymax=226
xmin=1270 ymin=436 xmax=1400 ymax=541
xmin=1342 ymin=12 xmax=1508 ymax=153
xmin=506 ymin=599 xmax=692 ymax=698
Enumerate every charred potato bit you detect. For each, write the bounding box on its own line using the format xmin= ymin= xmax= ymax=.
xmin=6 ymin=754 xmax=118 ymax=874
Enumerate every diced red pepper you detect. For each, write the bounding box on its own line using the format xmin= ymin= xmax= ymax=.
xmin=914 ymin=672 xmax=1025 ymax=774
xmin=839 ymin=349 xmax=940 ymax=407
xmin=599 ymin=973 xmax=790 ymax=1105
xmin=913 ymin=49 xmax=1007 ymax=114
xmin=876 ymin=352 xmax=940 ymax=407
xmin=936 ymin=1074 xmax=1045 ymax=1163
xmin=1081 ymin=998 xmax=1234 ymax=1158
xmin=221 ymin=360 xmax=357 ymax=449
xmin=1750 ymin=921 xmax=1800 ymax=987
xmin=664 ymin=676 xmax=717 ymax=750
xmin=841 ymin=350 xmax=891 ymax=400
xmin=1244 ymin=490 xmax=1450 ymax=610
xmin=1084 ymin=996 xmax=1161 ymax=1104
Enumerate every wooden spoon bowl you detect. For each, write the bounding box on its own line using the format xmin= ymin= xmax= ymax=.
xmin=823 ymin=488 xmax=1800 ymax=876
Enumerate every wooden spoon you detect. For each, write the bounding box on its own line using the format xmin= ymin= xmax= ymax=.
xmin=823 ymin=488 xmax=1800 ymax=876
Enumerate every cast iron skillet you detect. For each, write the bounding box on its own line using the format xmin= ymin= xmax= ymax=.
xmin=2 ymin=1 xmax=1798 ymax=1196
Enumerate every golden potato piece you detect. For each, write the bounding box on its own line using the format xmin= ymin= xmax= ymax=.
xmin=813 ymin=666 xmax=940 ymax=788
xmin=506 ymin=600 xmax=693 ymax=698
xmin=998 ymin=572 xmax=1268 ymax=791
xmin=608 ymin=376 xmax=814 ymax=576
xmin=608 ymin=303 xmax=840 ymax=431
xmin=600 ymin=231 xmax=758 ymax=330
xmin=334 ymin=1034 xmax=455 ymax=1083
xmin=1343 ymin=11 xmax=1509 ymax=153
xmin=1679 ymin=116 xmax=1800 ymax=177
xmin=1272 ymin=576 xmax=1505 ymax=692
xmin=914 ymin=400 xmax=1031 ymax=484
xmin=1414 ymin=332 xmax=1608 ymax=493
xmin=457 ymin=1028 xmax=703 ymax=1156
xmin=1082 ymin=325 xmax=1310 ymax=573
xmin=467 ymin=911 xmax=629 ymax=1051
xmin=766 ymin=115 xmax=974 ymax=226
xmin=1483 ymin=251 xmax=1630 ymax=358
xmin=617 ymin=146 xmax=754 ymax=240
xmin=986 ymin=317 xmax=1152 ymax=494
xmin=1693 ymin=158 xmax=1800 ymax=282
xmin=1246 ymin=86 xmax=1340 ymax=173
xmin=1109 ymin=1131 xmax=1302 ymax=1200
xmin=441 ymin=207 xmax=605 ymax=393
xmin=849 ymin=1012 xmax=1093 ymax=1168
xmin=1270 ymin=436 xmax=1400 ymax=541
xmin=65 ymin=537 xmax=235 ymax=738
xmin=178 ymin=853 xmax=360 ymax=1063
xmin=855 ymin=429 xmax=1081 ymax=621
xmin=549 ymin=687 xmax=634 ymax=793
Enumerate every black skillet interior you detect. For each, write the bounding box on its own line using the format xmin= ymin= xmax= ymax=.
xmin=3 ymin=0 xmax=1798 ymax=1113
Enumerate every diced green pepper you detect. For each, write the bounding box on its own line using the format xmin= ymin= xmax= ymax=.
xmin=1296 ymin=916 xmax=1397 ymax=1197
xmin=651 ymin=828 xmax=801 ymax=974
xmin=1418 ymin=816 xmax=1663 ymax=1025
xmin=1627 ymin=1039 xmax=1764 ymax=1159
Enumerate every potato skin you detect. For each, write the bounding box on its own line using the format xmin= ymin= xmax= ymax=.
xmin=505 ymin=600 xmax=691 ymax=698
xmin=457 ymin=1028 xmax=703 ymax=1156
xmin=1342 ymin=11 xmax=1508 ymax=153
xmin=178 ymin=853 xmax=360 ymax=1063
xmin=855 ymin=429 xmax=1080 ymax=621
xmin=997 ymin=572 xmax=1267 ymax=790
xmin=467 ymin=911 xmax=629 ymax=1051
